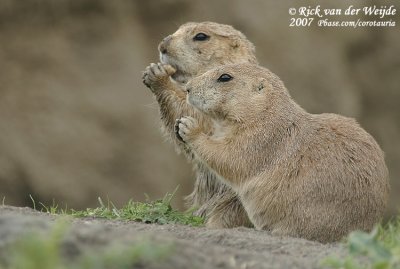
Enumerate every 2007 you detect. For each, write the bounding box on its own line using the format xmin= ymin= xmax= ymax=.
xmin=289 ymin=18 xmax=314 ymax=27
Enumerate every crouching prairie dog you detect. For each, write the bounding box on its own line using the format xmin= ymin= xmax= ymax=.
xmin=142 ymin=22 xmax=257 ymax=228
xmin=176 ymin=63 xmax=389 ymax=243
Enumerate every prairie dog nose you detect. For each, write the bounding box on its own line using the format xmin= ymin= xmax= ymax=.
xmin=158 ymin=35 xmax=172 ymax=54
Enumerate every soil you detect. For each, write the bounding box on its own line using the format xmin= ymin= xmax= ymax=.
xmin=0 ymin=206 xmax=346 ymax=269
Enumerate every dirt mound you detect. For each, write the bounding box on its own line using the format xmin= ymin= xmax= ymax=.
xmin=0 ymin=206 xmax=346 ymax=269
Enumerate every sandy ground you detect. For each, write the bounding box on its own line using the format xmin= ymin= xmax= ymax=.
xmin=0 ymin=206 xmax=347 ymax=269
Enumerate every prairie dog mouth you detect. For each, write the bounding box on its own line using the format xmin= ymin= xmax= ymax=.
xmin=188 ymin=94 xmax=207 ymax=112
xmin=160 ymin=53 xmax=189 ymax=84
xmin=159 ymin=52 xmax=170 ymax=65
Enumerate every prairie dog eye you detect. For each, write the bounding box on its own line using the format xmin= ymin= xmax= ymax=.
xmin=217 ymin=74 xmax=233 ymax=82
xmin=193 ymin=33 xmax=210 ymax=41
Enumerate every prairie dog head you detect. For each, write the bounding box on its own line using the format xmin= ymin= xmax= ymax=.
xmin=185 ymin=63 xmax=289 ymax=123
xmin=159 ymin=22 xmax=258 ymax=83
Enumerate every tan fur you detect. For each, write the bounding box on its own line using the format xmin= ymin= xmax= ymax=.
xmin=176 ymin=63 xmax=390 ymax=243
xmin=142 ymin=22 xmax=256 ymax=228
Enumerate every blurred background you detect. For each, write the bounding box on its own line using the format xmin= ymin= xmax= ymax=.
xmin=0 ymin=0 xmax=398 ymax=215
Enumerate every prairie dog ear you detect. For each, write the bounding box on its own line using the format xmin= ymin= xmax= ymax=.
xmin=255 ymin=78 xmax=267 ymax=92
xmin=230 ymin=38 xmax=240 ymax=49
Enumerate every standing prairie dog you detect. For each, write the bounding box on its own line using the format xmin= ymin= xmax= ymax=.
xmin=142 ymin=22 xmax=257 ymax=228
xmin=176 ymin=63 xmax=389 ymax=243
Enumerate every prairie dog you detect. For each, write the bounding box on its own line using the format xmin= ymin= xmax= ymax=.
xmin=142 ymin=22 xmax=257 ymax=228
xmin=176 ymin=63 xmax=389 ymax=242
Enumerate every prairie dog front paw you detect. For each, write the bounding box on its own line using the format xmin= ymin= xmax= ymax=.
xmin=175 ymin=116 xmax=200 ymax=143
xmin=142 ymin=63 xmax=176 ymax=91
